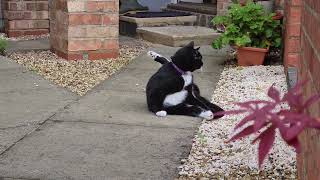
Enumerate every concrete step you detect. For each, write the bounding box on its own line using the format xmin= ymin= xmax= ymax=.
xmin=137 ymin=25 xmax=220 ymax=47
xmin=163 ymin=8 xmax=216 ymax=28
xmin=166 ymin=2 xmax=217 ymax=15
xmin=119 ymin=12 xmax=197 ymax=37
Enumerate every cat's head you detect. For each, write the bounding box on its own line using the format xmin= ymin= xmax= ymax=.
xmin=171 ymin=41 xmax=203 ymax=72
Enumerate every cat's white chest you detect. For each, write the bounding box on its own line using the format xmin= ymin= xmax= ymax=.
xmin=163 ymin=72 xmax=193 ymax=107
xmin=163 ymin=90 xmax=188 ymax=107
xmin=182 ymin=71 xmax=192 ymax=87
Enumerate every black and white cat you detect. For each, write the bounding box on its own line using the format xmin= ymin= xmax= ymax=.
xmin=146 ymin=41 xmax=224 ymax=120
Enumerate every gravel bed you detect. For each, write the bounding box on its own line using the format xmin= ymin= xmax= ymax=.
xmin=0 ymin=33 xmax=49 ymax=41
xmin=179 ymin=66 xmax=297 ymax=179
xmin=7 ymin=41 xmax=149 ymax=96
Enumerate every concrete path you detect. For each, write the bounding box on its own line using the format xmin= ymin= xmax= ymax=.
xmin=0 ymin=45 xmax=226 ymax=179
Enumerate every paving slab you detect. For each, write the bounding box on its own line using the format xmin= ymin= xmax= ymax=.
xmin=0 ymin=122 xmax=194 ymax=180
xmin=6 ymin=38 xmax=50 ymax=53
xmin=137 ymin=26 xmax=220 ymax=47
xmin=0 ymin=89 xmax=76 ymax=128
xmin=0 ymin=67 xmax=56 ymax=93
xmin=0 ymin=57 xmax=21 ymax=70
xmin=51 ymin=90 xmax=201 ymax=129
xmin=0 ymin=125 xmax=39 ymax=154
xmin=0 ymin=56 xmax=78 ymax=155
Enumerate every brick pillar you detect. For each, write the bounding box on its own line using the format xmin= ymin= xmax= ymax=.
xmin=3 ymin=0 xmax=49 ymax=37
xmin=217 ymin=0 xmax=232 ymax=15
xmin=50 ymin=0 xmax=119 ymax=60
xmin=297 ymin=0 xmax=320 ymax=178
xmin=283 ymin=0 xmax=302 ymax=69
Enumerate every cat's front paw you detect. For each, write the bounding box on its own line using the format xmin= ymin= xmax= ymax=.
xmin=199 ymin=110 xmax=214 ymax=120
xmin=147 ymin=51 xmax=162 ymax=59
xmin=156 ymin=110 xmax=167 ymax=117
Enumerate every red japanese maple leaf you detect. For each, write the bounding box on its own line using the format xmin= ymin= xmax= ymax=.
xmin=215 ymin=80 xmax=320 ymax=168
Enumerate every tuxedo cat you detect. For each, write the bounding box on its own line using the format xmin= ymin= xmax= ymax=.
xmin=146 ymin=41 xmax=224 ymax=120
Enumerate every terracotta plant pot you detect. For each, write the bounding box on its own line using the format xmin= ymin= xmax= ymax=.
xmin=237 ymin=47 xmax=269 ymax=66
xmin=272 ymin=11 xmax=283 ymax=20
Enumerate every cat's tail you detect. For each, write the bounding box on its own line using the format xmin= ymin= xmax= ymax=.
xmin=147 ymin=51 xmax=170 ymax=65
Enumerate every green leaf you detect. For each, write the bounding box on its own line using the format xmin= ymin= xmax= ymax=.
xmin=274 ymin=38 xmax=282 ymax=48
xmin=211 ymin=1 xmax=282 ymax=49
xmin=235 ymin=35 xmax=251 ymax=47
xmin=266 ymin=29 xmax=273 ymax=38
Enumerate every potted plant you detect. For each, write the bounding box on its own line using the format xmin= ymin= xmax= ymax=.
xmin=212 ymin=2 xmax=282 ymax=66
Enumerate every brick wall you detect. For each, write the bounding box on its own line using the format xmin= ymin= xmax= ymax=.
xmin=296 ymin=0 xmax=320 ymax=178
xmin=3 ymin=0 xmax=49 ymax=37
xmin=50 ymin=0 xmax=119 ymax=60
xmin=283 ymin=0 xmax=302 ymax=69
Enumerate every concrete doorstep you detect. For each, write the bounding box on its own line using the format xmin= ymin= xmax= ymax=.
xmin=137 ymin=26 xmax=220 ymax=47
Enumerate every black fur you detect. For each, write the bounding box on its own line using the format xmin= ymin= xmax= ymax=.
xmin=146 ymin=41 xmax=224 ymax=119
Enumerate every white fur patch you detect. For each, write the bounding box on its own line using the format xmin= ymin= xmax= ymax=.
xmin=182 ymin=71 xmax=192 ymax=87
xmin=163 ymin=90 xmax=188 ymax=107
xmin=199 ymin=110 xmax=214 ymax=120
xmin=156 ymin=110 xmax=167 ymax=117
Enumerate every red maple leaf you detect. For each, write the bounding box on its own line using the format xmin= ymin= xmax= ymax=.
xmin=214 ymin=81 xmax=320 ymax=167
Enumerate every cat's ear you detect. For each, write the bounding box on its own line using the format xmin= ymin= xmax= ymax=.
xmin=195 ymin=47 xmax=200 ymax=50
xmin=186 ymin=41 xmax=194 ymax=48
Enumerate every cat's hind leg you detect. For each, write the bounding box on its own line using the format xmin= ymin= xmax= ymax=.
xmin=186 ymin=84 xmax=224 ymax=119
xmin=165 ymin=104 xmax=214 ymax=120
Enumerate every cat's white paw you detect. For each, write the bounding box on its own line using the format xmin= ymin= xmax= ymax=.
xmin=147 ymin=51 xmax=162 ymax=59
xmin=199 ymin=110 xmax=214 ymax=120
xmin=156 ymin=111 xmax=167 ymax=117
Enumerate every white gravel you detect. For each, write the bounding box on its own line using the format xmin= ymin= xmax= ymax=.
xmin=179 ymin=65 xmax=297 ymax=179
xmin=7 ymin=41 xmax=149 ymax=96
xmin=0 ymin=33 xmax=49 ymax=41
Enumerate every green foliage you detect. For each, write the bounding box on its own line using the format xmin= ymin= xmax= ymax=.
xmin=212 ymin=1 xmax=282 ymax=49
xmin=0 ymin=38 xmax=8 ymax=55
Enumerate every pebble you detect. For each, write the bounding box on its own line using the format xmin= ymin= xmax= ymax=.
xmin=0 ymin=33 xmax=49 ymax=41
xmin=179 ymin=65 xmax=297 ymax=179
xmin=6 ymin=40 xmax=149 ymax=96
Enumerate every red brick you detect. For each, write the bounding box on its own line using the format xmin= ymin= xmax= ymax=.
xmin=68 ymin=14 xmax=102 ymax=26
xmin=101 ymin=39 xmax=119 ymax=50
xmin=6 ymin=11 xmax=48 ymax=20
xmin=287 ymin=38 xmax=301 ymax=53
xmin=291 ymin=0 xmax=302 ymax=6
xmin=67 ymin=1 xmax=86 ymax=12
xmin=286 ymin=23 xmax=301 ymax=37
xmin=8 ymin=19 xmax=49 ymax=30
xmin=87 ymin=1 xmax=116 ymax=12
xmin=102 ymin=15 xmax=118 ymax=25
xmin=6 ymin=29 xmax=48 ymax=37
xmin=51 ymin=48 xmax=83 ymax=61
xmin=287 ymin=53 xmax=300 ymax=67
xmin=288 ymin=6 xmax=302 ymax=24
xmin=68 ymin=39 xmax=102 ymax=51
